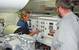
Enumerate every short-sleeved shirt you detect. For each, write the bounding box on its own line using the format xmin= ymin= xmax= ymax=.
xmin=17 ymin=19 xmax=30 ymax=34
xmin=54 ymin=12 xmax=79 ymax=50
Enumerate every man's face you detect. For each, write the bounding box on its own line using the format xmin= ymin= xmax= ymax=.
xmin=56 ymin=7 xmax=62 ymax=18
xmin=23 ymin=14 xmax=30 ymax=22
xmin=21 ymin=10 xmax=30 ymax=21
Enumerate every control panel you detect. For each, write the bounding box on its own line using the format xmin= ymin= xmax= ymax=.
xmin=30 ymin=15 xmax=59 ymax=47
xmin=30 ymin=16 xmax=59 ymax=36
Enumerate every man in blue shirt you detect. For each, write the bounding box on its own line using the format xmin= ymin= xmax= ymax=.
xmin=17 ymin=10 xmax=39 ymax=36
xmin=17 ymin=18 xmax=30 ymax=34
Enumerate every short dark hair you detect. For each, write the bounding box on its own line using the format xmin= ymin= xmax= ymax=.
xmin=20 ymin=8 xmax=30 ymax=14
xmin=56 ymin=0 xmax=74 ymax=9
xmin=19 ymin=9 xmax=30 ymax=19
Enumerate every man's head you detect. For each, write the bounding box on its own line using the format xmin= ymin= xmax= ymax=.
xmin=56 ymin=0 xmax=73 ymax=18
xmin=20 ymin=10 xmax=30 ymax=22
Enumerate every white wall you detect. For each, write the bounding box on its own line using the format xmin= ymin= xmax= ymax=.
xmin=0 ymin=13 xmax=19 ymax=26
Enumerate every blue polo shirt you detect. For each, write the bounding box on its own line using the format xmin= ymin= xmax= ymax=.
xmin=17 ymin=19 xmax=30 ymax=34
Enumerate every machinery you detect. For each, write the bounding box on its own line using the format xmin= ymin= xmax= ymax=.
xmin=30 ymin=14 xmax=59 ymax=36
xmin=30 ymin=14 xmax=59 ymax=50
xmin=0 ymin=34 xmax=36 ymax=50
xmin=0 ymin=25 xmax=36 ymax=50
xmin=0 ymin=0 xmax=60 ymax=50
xmin=0 ymin=16 xmax=59 ymax=50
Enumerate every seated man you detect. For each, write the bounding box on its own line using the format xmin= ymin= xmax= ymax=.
xmin=17 ymin=9 xmax=39 ymax=36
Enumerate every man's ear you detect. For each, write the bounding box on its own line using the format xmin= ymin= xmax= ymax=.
xmin=59 ymin=6 xmax=64 ymax=13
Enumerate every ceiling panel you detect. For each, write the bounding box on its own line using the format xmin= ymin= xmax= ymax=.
xmin=25 ymin=0 xmax=57 ymax=14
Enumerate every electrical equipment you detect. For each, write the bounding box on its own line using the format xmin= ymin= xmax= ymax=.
xmin=0 ymin=34 xmax=35 ymax=50
xmin=30 ymin=16 xmax=59 ymax=35
xmin=30 ymin=14 xmax=59 ymax=49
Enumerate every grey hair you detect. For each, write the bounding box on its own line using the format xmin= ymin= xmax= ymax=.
xmin=56 ymin=0 xmax=74 ymax=9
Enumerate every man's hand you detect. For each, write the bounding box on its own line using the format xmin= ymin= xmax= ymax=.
xmin=29 ymin=28 xmax=40 ymax=36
